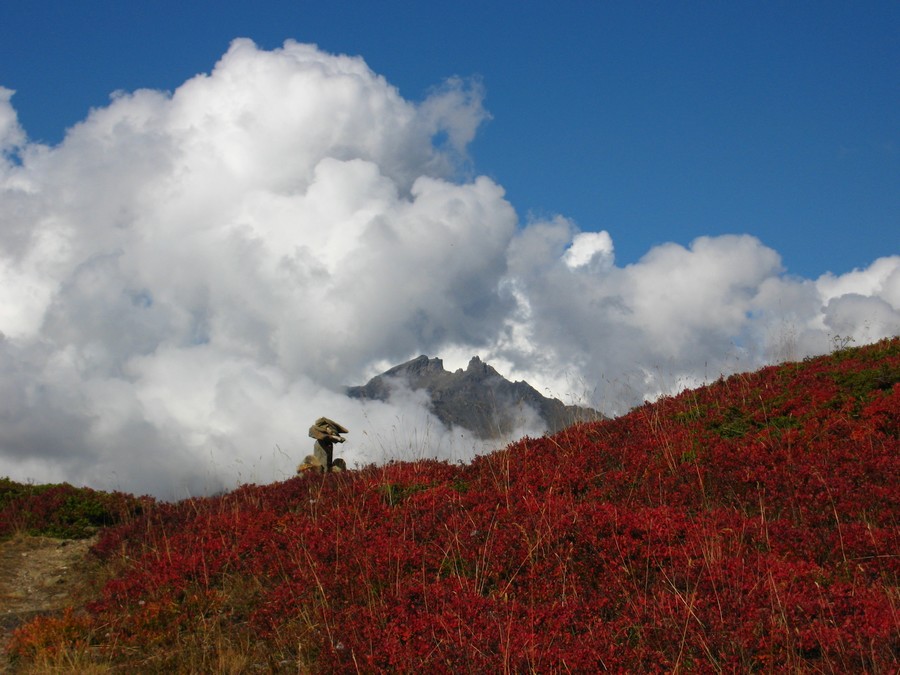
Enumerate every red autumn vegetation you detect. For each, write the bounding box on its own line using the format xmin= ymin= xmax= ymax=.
xmin=5 ymin=338 xmax=899 ymax=672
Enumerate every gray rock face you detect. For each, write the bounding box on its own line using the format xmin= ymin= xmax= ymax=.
xmin=346 ymin=355 xmax=600 ymax=439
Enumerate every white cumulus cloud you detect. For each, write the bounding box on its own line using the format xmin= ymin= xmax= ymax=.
xmin=0 ymin=39 xmax=896 ymax=496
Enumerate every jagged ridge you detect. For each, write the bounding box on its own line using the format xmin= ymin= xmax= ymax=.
xmin=346 ymin=354 xmax=599 ymax=438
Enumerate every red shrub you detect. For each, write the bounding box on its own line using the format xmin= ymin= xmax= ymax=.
xmin=8 ymin=338 xmax=899 ymax=672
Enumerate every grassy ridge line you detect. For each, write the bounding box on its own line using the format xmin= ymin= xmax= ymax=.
xmin=5 ymin=337 xmax=899 ymax=672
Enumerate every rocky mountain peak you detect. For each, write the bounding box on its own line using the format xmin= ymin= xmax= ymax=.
xmin=463 ymin=355 xmax=496 ymax=378
xmin=390 ymin=355 xmax=445 ymax=378
xmin=347 ymin=355 xmax=600 ymax=439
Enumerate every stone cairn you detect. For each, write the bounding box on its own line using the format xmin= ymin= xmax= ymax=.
xmin=297 ymin=417 xmax=348 ymax=473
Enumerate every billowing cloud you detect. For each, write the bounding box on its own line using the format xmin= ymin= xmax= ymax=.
xmin=0 ymin=87 xmax=25 ymax=155
xmin=1 ymin=39 xmax=897 ymax=496
xmin=563 ymin=230 xmax=614 ymax=271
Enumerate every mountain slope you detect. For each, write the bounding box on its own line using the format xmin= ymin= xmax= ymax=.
xmin=6 ymin=338 xmax=899 ymax=672
xmin=347 ymin=354 xmax=599 ymax=437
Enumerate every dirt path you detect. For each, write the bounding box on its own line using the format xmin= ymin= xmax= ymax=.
xmin=0 ymin=534 xmax=101 ymax=670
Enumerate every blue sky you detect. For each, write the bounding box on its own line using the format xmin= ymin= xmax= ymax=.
xmin=1 ymin=2 xmax=898 ymax=494
xmin=2 ymin=1 xmax=897 ymax=278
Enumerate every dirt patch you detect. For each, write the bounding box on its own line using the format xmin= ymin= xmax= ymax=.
xmin=0 ymin=534 xmax=103 ymax=670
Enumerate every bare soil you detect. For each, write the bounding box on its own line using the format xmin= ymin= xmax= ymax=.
xmin=0 ymin=534 xmax=103 ymax=671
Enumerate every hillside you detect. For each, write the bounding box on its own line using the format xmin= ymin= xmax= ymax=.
xmin=4 ymin=338 xmax=899 ymax=672
xmin=347 ymin=354 xmax=599 ymax=438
